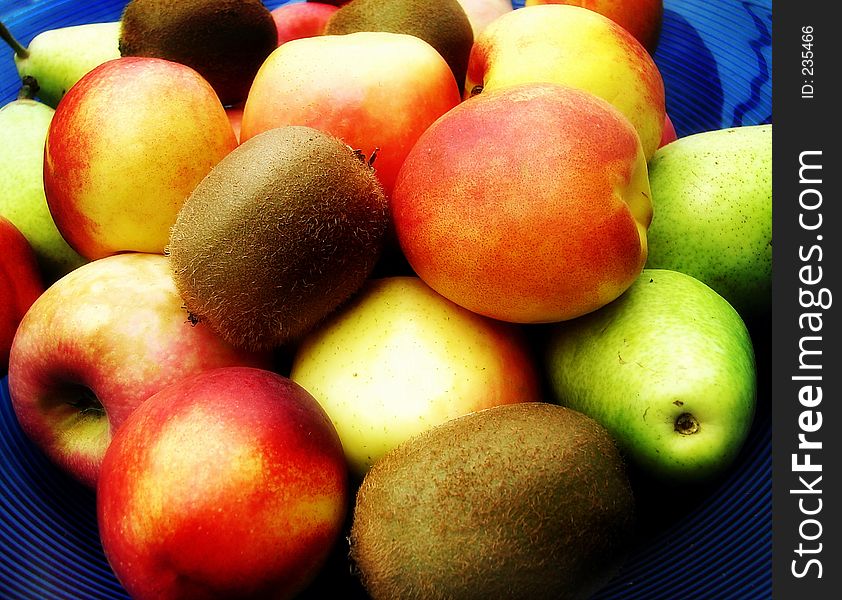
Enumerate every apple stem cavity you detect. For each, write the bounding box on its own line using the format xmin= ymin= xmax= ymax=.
xmin=68 ymin=385 xmax=106 ymax=419
xmin=0 ymin=20 xmax=30 ymax=59
xmin=674 ymin=412 xmax=700 ymax=435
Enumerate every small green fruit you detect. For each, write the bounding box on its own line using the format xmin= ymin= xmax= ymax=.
xmin=0 ymin=92 xmax=87 ymax=281
xmin=544 ymin=269 xmax=756 ymax=483
xmin=1 ymin=20 xmax=121 ymax=108
xmin=645 ymin=124 xmax=772 ymax=323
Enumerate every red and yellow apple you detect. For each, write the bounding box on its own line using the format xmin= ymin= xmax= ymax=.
xmin=525 ymin=0 xmax=664 ymax=54
xmin=660 ymin=112 xmax=678 ymax=147
xmin=391 ymin=83 xmax=652 ymax=324
xmin=97 ymin=366 xmax=348 ymax=600
xmin=43 ymin=57 xmax=238 ymax=260
xmin=7 ymin=253 xmax=273 ymax=487
xmin=0 ymin=216 xmax=44 ymax=375
xmin=225 ymin=102 xmax=245 ymax=142
xmin=241 ymin=31 xmax=461 ymax=197
xmin=455 ymin=0 xmax=513 ymax=38
xmin=291 ymin=276 xmax=541 ymax=477
xmin=271 ymin=1 xmax=339 ymax=45
xmin=466 ymin=3 xmax=665 ymax=158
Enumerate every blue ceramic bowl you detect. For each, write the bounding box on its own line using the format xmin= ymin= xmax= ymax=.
xmin=0 ymin=1 xmax=771 ymax=598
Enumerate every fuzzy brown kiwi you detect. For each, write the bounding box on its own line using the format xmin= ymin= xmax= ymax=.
xmin=324 ymin=0 xmax=473 ymax=90
xmin=167 ymin=126 xmax=388 ymax=352
xmin=349 ymin=402 xmax=636 ymax=600
xmin=118 ymin=0 xmax=278 ymax=106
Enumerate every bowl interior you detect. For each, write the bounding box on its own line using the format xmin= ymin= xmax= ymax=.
xmin=0 ymin=1 xmax=771 ymax=598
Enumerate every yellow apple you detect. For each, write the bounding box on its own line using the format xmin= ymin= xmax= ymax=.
xmin=290 ymin=276 xmax=541 ymax=478
xmin=525 ymin=0 xmax=664 ymax=54
xmin=466 ymin=4 xmax=665 ymax=158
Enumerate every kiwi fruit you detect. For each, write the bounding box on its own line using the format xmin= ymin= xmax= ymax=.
xmin=349 ymin=402 xmax=635 ymax=600
xmin=324 ymin=0 xmax=474 ymax=89
xmin=119 ymin=0 xmax=278 ymax=106
xmin=167 ymin=125 xmax=388 ymax=352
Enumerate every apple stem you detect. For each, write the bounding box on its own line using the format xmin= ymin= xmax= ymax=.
xmin=0 ymin=20 xmax=31 ymax=59
xmin=674 ymin=412 xmax=700 ymax=435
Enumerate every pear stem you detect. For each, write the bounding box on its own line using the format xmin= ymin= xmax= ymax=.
xmin=0 ymin=20 xmax=30 ymax=59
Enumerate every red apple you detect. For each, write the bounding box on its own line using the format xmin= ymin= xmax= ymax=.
xmin=271 ymin=2 xmax=339 ymax=45
xmin=0 ymin=216 xmax=44 ymax=375
xmin=525 ymin=0 xmax=664 ymax=54
xmin=456 ymin=0 xmax=513 ymax=38
xmin=391 ymin=83 xmax=652 ymax=324
xmin=660 ymin=112 xmax=678 ymax=147
xmin=241 ymin=31 xmax=461 ymax=197
xmin=466 ymin=4 xmax=666 ymax=159
xmin=97 ymin=366 xmax=349 ymax=600
xmin=7 ymin=253 xmax=273 ymax=487
xmin=226 ymin=102 xmax=244 ymax=142
xmin=43 ymin=57 xmax=238 ymax=260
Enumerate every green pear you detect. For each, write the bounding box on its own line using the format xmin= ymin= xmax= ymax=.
xmin=0 ymin=20 xmax=121 ymax=108
xmin=0 ymin=84 xmax=87 ymax=281
xmin=645 ymin=124 xmax=772 ymax=323
xmin=543 ymin=269 xmax=756 ymax=484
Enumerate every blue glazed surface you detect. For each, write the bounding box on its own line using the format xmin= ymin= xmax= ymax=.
xmin=1 ymin=1 xmax=771 ymax=598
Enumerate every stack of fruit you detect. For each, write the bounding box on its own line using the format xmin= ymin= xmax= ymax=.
xmin=0 ymin=0 xmax=771 ymax=598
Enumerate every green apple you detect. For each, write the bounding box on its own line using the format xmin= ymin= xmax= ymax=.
xmin=0 ymin=20 xmax=121 ymax=108
xmin=543 ymin=269 xmax=756 ymax=483
xmin=645 ymin=124 xmax=772 ymax=323
xmin=0 ymin=89 xmax=87 ymax=282
xmin=290 ymin=276 xmax=541 ymax=478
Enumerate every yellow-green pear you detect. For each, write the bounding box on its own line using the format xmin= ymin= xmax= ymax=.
xmin=0 ymin=83 xmax=87 ymax=281
xmin=645 ymin=124 xmax=772 ymax=323
xmin=0 ymin=20 xmax=121 ymax=108
xmin=544 ymin=269 xmax=756 ymax=484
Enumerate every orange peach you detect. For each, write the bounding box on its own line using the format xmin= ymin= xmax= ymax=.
xmin=391 ymin=83 xmax=652 ymax=324
xmin=660 ymin=112 xmax=678 ymax=147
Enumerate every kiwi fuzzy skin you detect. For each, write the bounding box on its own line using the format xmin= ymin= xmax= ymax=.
xmin=325 ymin=0 xmax=474 ymax=89
xmin=168 ymin=126 xmax=389 ymax=352
xmin=349 ymin=402 xmax=636 ymax=600
xmin=119 ymin=0 xmax=278 ymax=105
